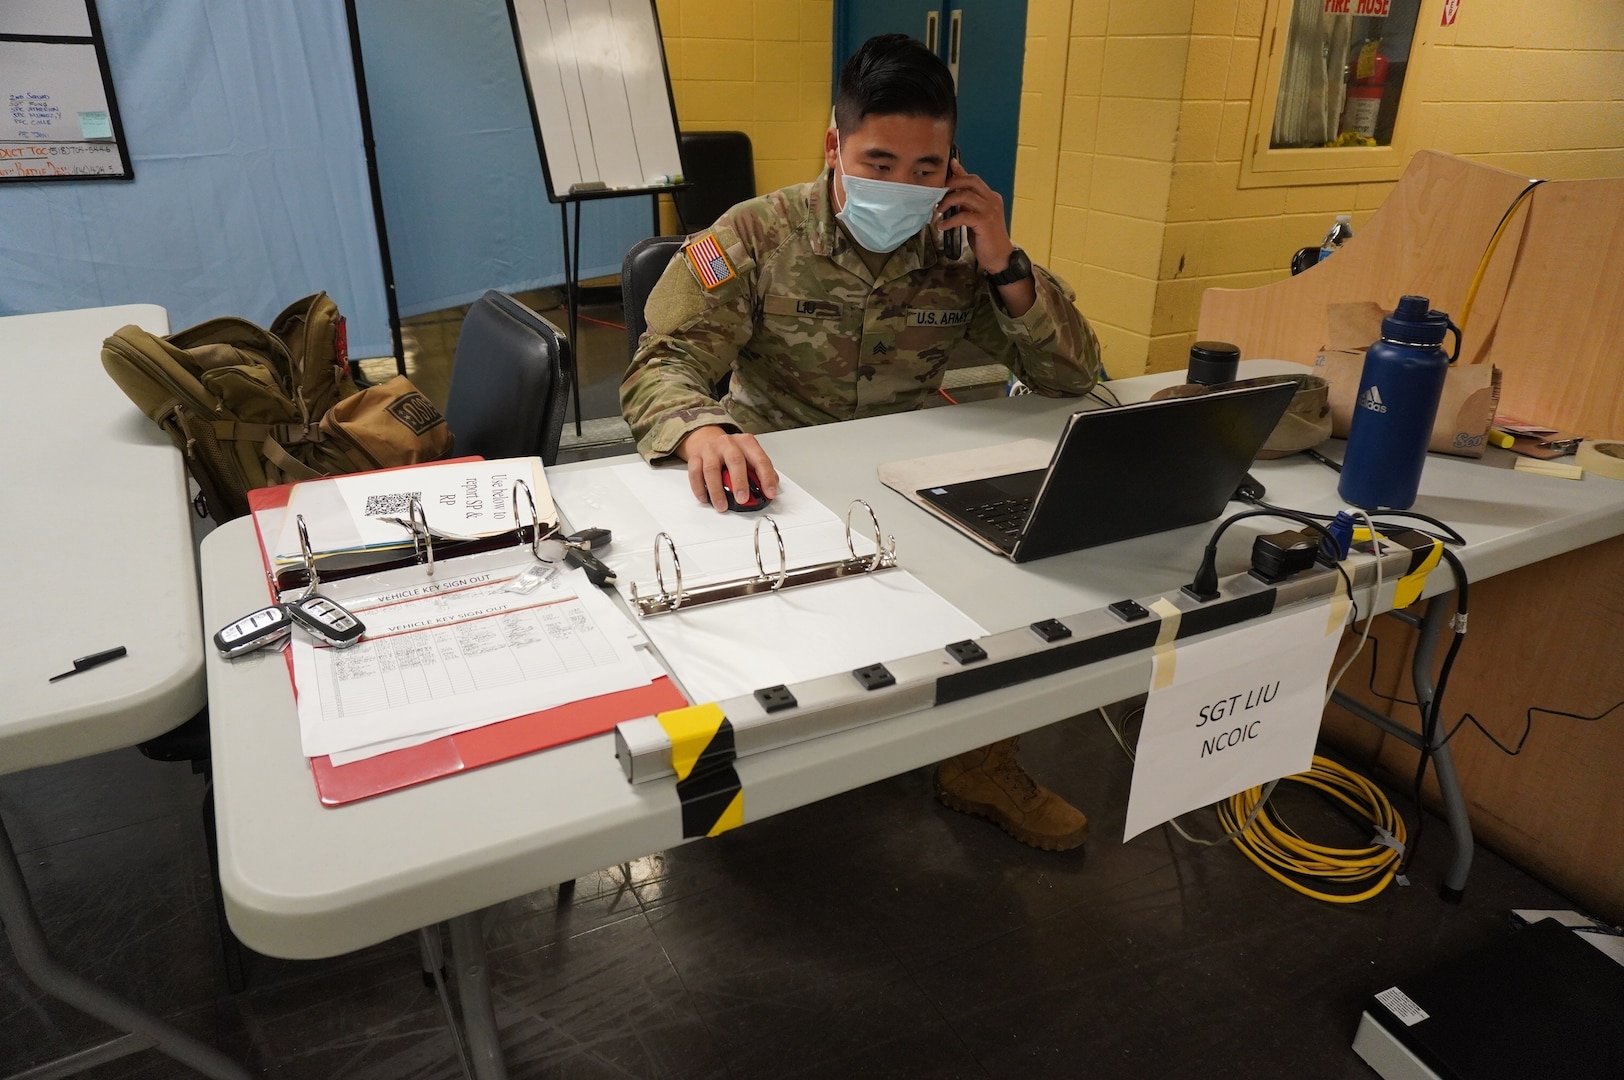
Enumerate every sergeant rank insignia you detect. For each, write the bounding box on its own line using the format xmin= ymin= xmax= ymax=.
xmin=685 ymin=233 xmax=736 ymax=290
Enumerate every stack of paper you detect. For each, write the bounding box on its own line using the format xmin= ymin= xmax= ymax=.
xmin=268 ymin=458 xmax=552 ymax=578
xmin=287 ymin=552 xmax=660 ymax=764
xmin=248 ymin=458 xmax=663 ymax=767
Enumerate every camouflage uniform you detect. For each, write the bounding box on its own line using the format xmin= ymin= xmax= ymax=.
xmin=621 ymin=170 xmax=1101 ymax=462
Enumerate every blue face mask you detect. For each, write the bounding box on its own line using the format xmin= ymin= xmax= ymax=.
xmin=834 ymin=140 xmax=948 ymax=253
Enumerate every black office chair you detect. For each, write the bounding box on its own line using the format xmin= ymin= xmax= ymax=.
xmin=444 ymin=291 xmax=573 ymax=465
xmin=621 ymin=236 xmax=685 ymax=361
xmin=621 ymin=236 xmax=735 ymax=402
xmin=675 ymin=131 xmax=756 ymax=232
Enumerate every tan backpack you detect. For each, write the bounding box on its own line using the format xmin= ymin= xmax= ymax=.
xmin=102 ymin=293 xmax=453 ymax=521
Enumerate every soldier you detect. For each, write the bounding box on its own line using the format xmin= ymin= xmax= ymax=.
xmin=621 ymin=33 xmax=1101 ymax=852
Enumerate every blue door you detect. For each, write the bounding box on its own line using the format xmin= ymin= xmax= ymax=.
xmin=833 ymin=0 xmax=1028 ymax=224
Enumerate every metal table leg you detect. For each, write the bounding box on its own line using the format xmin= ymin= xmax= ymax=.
xmin=446 ymin=908 xmax=509 ymax=1080
xmin=1330 ymin=592 xmax=1473 ymax=900
xmin=0 ymin=811 xmax=251 ymax=1080
xmin=1408 ymin=595 xmax=1473 ymax=900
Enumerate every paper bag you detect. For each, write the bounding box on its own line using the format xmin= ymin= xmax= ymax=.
xmin=1311 ymin=301 xmax=1502 ymax=458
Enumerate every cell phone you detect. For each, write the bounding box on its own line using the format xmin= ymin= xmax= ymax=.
xmin=942 ymin=145 xmax=966 ymax=259
xmin=214 ymin=605 xmax=293 ymax=658
xmin=287 ymin=594 xmax=366 ymax=649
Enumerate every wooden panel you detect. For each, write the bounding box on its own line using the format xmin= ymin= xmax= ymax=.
xmin=1198 ymin=151 xmax=1533 ymax=364
xmin=1477 ymin=178 xmax=1624 ymax=439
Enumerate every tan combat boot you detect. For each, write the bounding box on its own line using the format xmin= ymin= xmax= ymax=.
xmin=934 ymin=737 xmax=1088 ymax=851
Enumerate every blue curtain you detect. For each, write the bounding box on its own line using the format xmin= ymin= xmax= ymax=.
xmin=353 ymin=0 xmax=655 ymax=317
xmin=0 ymin=1 xmax=393 ymax=357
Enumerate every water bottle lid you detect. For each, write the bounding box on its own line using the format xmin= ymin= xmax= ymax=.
xmin=1188 ymin=340 xmax=1240 ymax=364
xmin=1382 ymin=295 xmax=1450 ymax=346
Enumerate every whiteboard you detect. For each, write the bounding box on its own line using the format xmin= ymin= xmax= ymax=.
xmin=0 ymin=1 xmax=92 ymax=37
xmin=0 ymin=0 xmax=131 ymax=181
xmin=507 ymin=0 xmax=683 ymax=200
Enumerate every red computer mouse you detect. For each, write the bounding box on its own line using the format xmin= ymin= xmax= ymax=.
xmin=721 ymin=469 xmax=771 ymax=513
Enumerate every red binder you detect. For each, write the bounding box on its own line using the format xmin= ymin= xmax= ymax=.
xmin=246 ymin=468 xmax=686 ymax=806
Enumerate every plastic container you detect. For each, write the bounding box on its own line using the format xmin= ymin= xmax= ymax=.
xmin=1186 ymin=340 xmax=1240 ymax=385
xmin=1337 ymin=295 xmax=1461 ymax=510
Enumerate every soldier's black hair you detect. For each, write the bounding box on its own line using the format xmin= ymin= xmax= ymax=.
xmin=834 ymin=33 xmax=957 ymax=136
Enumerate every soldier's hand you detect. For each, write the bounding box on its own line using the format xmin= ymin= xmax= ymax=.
xmin=936 ymin=160 xmax=1014 ymax=272
xmin=676 ymin=426 xmax=781 ymax=513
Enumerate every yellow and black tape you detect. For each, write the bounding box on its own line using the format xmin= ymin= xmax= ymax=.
xmin=656 ymin=703 xmax=744 ymax=838
xmin=1354 ymin=526 xmax=1443 ymax=610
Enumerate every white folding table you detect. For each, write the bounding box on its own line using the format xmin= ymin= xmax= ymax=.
xmin=0 ymin=307 xmax=249 ymax=1079
xmin=200 ymin=362 xmax=1624 ymax=1079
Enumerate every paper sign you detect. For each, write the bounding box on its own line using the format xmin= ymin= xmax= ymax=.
xmin=77 ymin=109 xmax=111 ymax=139
xmin=1122 ymin=598 xmax=1348 ymax=841
xmin=1441 ymin=0 xmax=1460 ymax=26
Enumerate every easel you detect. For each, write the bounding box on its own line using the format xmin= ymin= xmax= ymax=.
xmin=505 ymin=0 xmax=689 ymax=438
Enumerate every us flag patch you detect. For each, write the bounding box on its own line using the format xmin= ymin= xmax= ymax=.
xmin=685 ymin=233 xmax=735 ymax=290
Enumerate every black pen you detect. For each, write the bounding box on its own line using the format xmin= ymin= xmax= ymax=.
xmin=49 ymin=646 xmax=129 ymax=683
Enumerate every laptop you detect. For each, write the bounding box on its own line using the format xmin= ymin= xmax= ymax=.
xmin=916 ymin=381 xmax=1294 ymax=562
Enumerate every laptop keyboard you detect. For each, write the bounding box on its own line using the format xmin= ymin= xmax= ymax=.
xmin=964 ymin=497 xmax=1033 ymax=538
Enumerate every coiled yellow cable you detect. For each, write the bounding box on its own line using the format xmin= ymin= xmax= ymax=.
xmin=1218 ymin=756 xmax=1406 ymax=904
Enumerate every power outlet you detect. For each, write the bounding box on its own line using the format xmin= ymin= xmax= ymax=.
xmin=754 ymin=684 xmax=797 ymax=713
xmin=945 ymin=639 xmax=988 ymax=664
xmin=1029 ymin=618 xmax=1072 ymax=643
xmin=851 ymin=663 xmax=896 ymax=691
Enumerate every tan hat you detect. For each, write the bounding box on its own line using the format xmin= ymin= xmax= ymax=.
xmin=1150 ymin=372 xmax=1331 ymax=459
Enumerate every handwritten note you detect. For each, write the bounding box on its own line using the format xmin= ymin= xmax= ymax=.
xmin=0 ymin=141 xmax=122 ymax=178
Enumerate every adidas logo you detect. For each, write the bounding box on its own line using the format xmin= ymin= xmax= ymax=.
xmin=1359 ymin=385 xmax=1388 ymax=413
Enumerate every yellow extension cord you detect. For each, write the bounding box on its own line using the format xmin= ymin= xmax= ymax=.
xmin=1218 ymin=755 xmax=1407 ymax=904
xmin=1457 ymin=179 xmax=1544 ymax=334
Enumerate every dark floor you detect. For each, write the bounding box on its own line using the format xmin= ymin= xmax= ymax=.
xmin=1 ymin=708 xmax=1576 ymax=1080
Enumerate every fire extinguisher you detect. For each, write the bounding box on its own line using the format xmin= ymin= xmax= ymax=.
xmin=1341 ymin=52 xmax=1387 ymax=139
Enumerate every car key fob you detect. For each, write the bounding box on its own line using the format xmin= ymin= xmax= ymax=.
xmin=566 ymin=527 xmax=612 ymax=550
xmin=564 ymin=547 xmax=616 ymax=587
xmin=287 ymin=594 xmax=366 ymax=649
xmin=215 ymin=605 xmax=293 ymax=658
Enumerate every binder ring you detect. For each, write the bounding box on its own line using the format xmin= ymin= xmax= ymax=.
xmin=296 ymin=514 xmax=320 ymax=592
xmin=512 ymin=479 xmax=545 ymax=559
xmin=845 ymin=500 xmax=892 ymax=572
xmin=408 ymin=496 xmax=435 ymax=577
xmin=753 ymin=517 xmax=787 ymax=590
xmin=652 ymin=531 xmax=685 ymax=610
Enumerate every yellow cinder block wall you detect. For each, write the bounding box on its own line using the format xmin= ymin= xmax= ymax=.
xmin=1016 ymin=0 xmax=1624 ymax=377
xmin=655 ymin=0 xmax=833 ymax=232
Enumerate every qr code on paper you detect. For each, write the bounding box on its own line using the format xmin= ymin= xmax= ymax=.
xmin=362 ymin=492 xmax=422 ymax=517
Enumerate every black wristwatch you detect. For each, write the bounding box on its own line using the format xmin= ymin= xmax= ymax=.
xmin=985 ymin=247 xmax=1033 ymax=286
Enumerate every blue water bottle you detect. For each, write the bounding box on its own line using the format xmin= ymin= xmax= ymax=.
xmin=1337 ymin=295 xmax=1461 ymax=510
